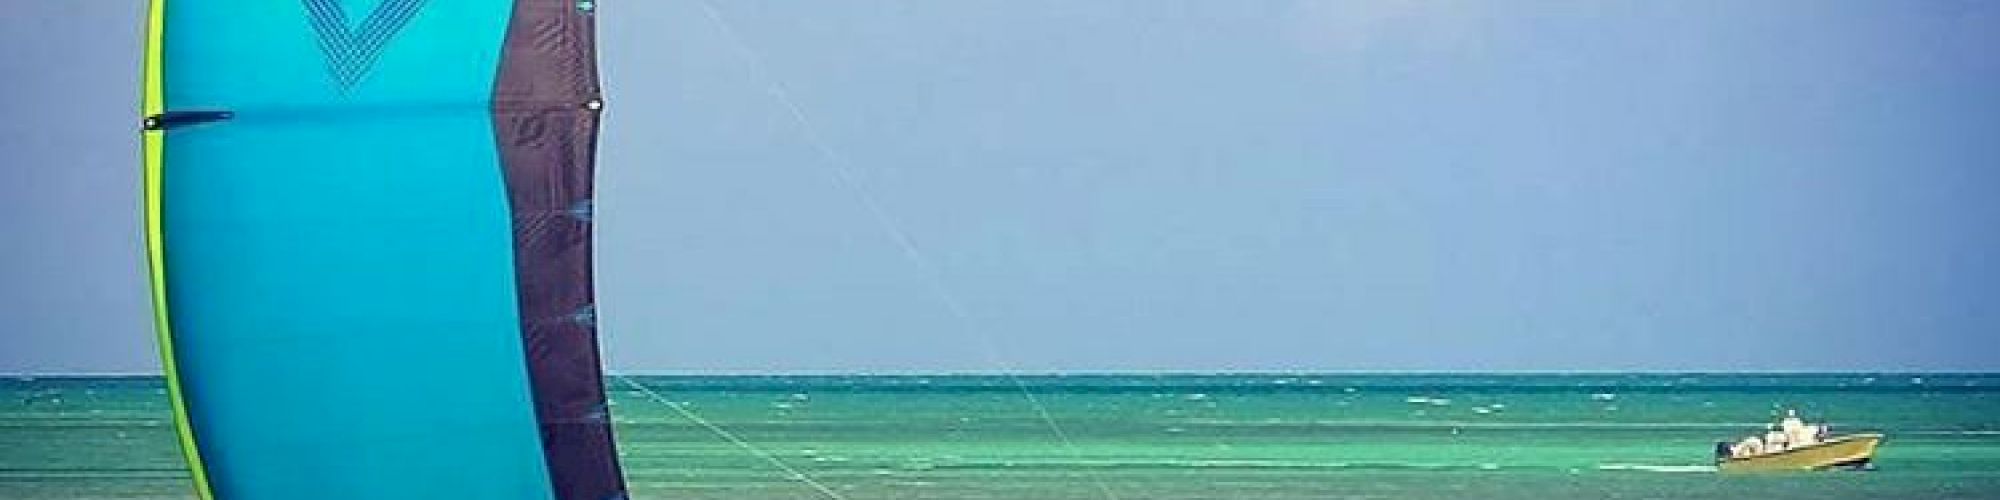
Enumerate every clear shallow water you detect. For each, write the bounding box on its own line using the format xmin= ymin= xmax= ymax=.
xmin=4 ymin=373 xmax=1998 ymax=499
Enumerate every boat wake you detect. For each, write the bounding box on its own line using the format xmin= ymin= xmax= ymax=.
xmin=1182 ymin=418 xmax=1769 ymax=430
xmin=1596 ymin=463 xmax=1718 ymax=473
xmin=913 ymin=458 xmax=1647 ymax=472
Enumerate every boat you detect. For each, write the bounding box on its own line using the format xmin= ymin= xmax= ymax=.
xmin=1717 ymin=433 xmax=1883 ymax=471
xmin=1714 ymin=410 xmax=1883 ymax=472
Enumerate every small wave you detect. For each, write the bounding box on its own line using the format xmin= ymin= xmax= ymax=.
xmin=1905 ymin=430 xmax=2000 ymax=436
xmin=1597 ymin=463 xmax=1717 ymax=473
xmin=1182 ymin=418 xmax=1767 ymax=430
xmin=924 ymin=459 xmax=1534 ymax=471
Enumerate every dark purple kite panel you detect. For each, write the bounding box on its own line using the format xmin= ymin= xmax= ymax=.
xmin=491 ymin=1 xmax=626 ymax=499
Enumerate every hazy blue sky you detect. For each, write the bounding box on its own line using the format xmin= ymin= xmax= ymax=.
xmin=4 ymin=1 xmax=1997 ymax=373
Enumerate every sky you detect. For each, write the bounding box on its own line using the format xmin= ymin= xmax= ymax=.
xmin=4 ymin=1 xmax=1997 ymax=373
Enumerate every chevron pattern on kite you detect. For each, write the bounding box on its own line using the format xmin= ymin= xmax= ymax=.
xmin=301 ymin=0 xmax=429 ymax=89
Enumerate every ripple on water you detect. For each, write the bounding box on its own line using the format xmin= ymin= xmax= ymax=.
xmin=1596 ymin=463 xmax=1718 ymax=473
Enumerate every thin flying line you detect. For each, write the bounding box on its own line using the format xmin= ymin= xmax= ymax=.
xmin=694 ymin=3 xmax=1120 ymax=499
xmin=613 ymin=374 xmax=849 ymax=500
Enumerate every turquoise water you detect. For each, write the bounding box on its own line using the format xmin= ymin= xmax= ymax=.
xmin=5 ymin=374 xmax=1998 ymax=499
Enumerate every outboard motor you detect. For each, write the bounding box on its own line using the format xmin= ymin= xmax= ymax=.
xmin=1714 ymin=441 xmax=1734 ymax=461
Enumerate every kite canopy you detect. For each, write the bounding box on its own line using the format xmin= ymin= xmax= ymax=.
xmin=142 ymin=0 xmax=624 ymax=498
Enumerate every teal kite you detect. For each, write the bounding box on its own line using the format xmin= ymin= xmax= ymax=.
xmin=142 ymin=1 xmax=625 ymax=498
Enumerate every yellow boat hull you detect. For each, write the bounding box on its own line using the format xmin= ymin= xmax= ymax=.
xmin=1718 ymin=433 xmax=1882 ymax=472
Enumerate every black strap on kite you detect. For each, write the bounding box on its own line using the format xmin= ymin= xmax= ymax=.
xmin=143 ymin=110 xmax=235 ymax=131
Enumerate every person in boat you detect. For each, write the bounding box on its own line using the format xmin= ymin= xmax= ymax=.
xmin=1730 ymin=409 xmax=1836 ymax=458
xmin=1731 ymin=434 xmax=1765 ymax=457
xmin=1780 ymin=409 xmax=1818 ymax=447
xmin=1763 ymin=423 xmax=1789 ymax=452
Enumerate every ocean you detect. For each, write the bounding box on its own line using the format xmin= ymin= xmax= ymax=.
xmin=4 ymin=373 xmax=1997 ymax=499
